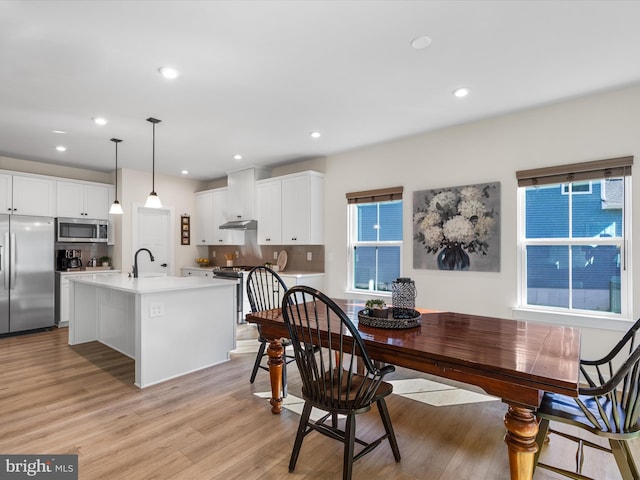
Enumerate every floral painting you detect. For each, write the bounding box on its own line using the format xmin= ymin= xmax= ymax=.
xmin=413 ymin=182 xmax=500 ymax=272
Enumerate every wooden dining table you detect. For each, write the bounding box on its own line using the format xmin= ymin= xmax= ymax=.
xmin=245 ymin=300 xmax=580 ymax=480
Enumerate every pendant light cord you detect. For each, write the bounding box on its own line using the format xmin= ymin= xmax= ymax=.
xmin=152 ymin=122 xmax=155 ymax=192
xmin=115 ymin=141 xmax=119 ymax=194
xmin=146 ymin=117 xmax=161 ymax=194
xmin=110 ymin=138 xmax=122 ymax=199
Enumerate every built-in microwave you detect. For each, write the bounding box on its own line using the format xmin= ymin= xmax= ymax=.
xmin=56 ymin=218 xmax=109 ymax=243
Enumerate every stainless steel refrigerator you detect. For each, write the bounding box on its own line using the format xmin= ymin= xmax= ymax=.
xmin=0 ymin=215 xmax=55 ymax=334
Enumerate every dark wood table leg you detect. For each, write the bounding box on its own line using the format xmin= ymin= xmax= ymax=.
xmin=503 ymin=403 xmax=539 ymax=480
xmin=267 ymin=338 xmax=284 ymax=414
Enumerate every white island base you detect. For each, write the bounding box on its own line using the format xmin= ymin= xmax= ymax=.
xmin=68 ymin=274 xmax=237 ymax=388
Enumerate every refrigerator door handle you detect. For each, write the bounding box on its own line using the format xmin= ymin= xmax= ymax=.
xmin=10 ymin=232 xmax=16 ymax=289
xmin=2 ymin=232 xmax=7 ymax=289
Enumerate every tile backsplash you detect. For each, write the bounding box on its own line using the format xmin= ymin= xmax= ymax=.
xmin=207 ymin=244 xmax=324 ymax=272
xmin=55 ymin=243 xmax=112 ymax=269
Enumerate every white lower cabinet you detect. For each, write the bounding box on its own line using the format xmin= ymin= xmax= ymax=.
xmin=181 ymin=268 xmax=213 ymax=278
xmin=56 ymin=271 xmax=120 ymax=327
xmin=279 ymin=273 xmax=325 ymax=291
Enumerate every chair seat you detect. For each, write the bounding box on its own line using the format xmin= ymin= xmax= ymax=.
xmin=258 ymin=336 xmax=293 ymax=347
xmin=538 ymin=392 xmax=640 ymax=439
xmin=303 ymin=372 xmax=393 ymax=412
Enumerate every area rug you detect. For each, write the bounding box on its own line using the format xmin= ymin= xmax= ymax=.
xmin=253 ymin=377 xmax=497 ymax=417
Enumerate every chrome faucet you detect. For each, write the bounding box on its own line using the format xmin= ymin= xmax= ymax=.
xmin=132 ymin=248 xmax=155 ymax=278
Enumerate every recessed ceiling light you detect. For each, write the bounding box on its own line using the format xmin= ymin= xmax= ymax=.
xmin=159 ymin=66 xmax=179 ymax=79
xmin=310 ymin=131 xmax=321 ymax=139
xmin=93 ymin=117 xmax=108 ymax=125
xmin=55 ymin=145 xmax=67 ymax=152
xmin=410 ymin=35 xmax=432 ymax=50
xmin=52 ymin=130 xmax=67 ymax=134
xmin=233 ymin=154 xmax=243 ymax=161
xmin=452 ymin=87 xmax=470 ymax=98
xmin=181 ymin=170 xmax=189 ymax=175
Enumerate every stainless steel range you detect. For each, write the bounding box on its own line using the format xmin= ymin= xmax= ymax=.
xmin=212 ymin=266 xmax=254 ymax=324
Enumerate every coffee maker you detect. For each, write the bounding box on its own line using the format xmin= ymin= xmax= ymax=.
xmin=57 ymin=249 xmax=82 ymax=270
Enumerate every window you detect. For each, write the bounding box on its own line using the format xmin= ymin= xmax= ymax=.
xmin=517 ymin=157 xmax=632 ymax=317
xmin=561 ymin=181 xmax=591 ymax=194
xmin=347 ymin=187 xmax=403 ymax=293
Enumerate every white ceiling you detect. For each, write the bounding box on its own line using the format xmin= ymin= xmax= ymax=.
xmin=1 ymin=0 xmax=640 ymax=181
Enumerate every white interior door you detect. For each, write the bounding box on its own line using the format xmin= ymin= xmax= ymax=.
xmin=133 ymin=206 xmax=173 ymax=276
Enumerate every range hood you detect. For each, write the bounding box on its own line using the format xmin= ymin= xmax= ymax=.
xmin=217 ymin=168 xmax=269 ymax=231
xmin=219 ymin=219 xmax=257 ymax=230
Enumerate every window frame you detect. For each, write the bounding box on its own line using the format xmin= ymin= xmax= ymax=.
xmin=346 ymin=199 xmax=403 ymax=296
xmin=561 ymin=181 xmax=592 ymax=195
xmin=516 ymin=176 xmax=632 ymax=323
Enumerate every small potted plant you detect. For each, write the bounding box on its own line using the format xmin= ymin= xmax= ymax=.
xmin=99 ymin=256 xmax=111 ymax=267
xmin=365 ymin=299 xmax=389 ymax=318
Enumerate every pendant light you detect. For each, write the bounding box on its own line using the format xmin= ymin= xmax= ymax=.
xmin=108 ymin=138 xmax=124 ymax=215
xmin=144 ymin=117 xmax=162 ymax=208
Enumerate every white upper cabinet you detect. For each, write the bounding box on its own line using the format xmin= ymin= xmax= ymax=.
xmin=281 ymin=172 xmax=324 ymax=244
xmin=84 ymin=184 xmax=110 ymax=219
xmin=56 ymin=181 xmax=110 ymax=219
xmin=255 ymin=171 xmax=324 ymax=245
xmin=211 ymin=188 xmax=227 ymax=244
xmin=255 ymin=179 xmax=282 ymax=244
xmin=0 ymin=174 xmax=55 ymax=217
xmin=195 ymin=190 xmax=214 ymax=245
xmin=195 ymin=188 xmax=244 ymax=245
xmin=0 ymin=174 xmax=11 ymax=214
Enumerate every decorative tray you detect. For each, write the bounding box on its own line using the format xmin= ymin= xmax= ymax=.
xmin=357 ymin=308 xmax=421 ymax=329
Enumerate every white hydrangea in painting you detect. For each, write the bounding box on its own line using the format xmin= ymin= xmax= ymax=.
xmin=413 ymin=182 xmax=500 ymax=271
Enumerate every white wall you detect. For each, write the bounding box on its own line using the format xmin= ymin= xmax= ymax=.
xmin=116 ymin=168 xmax=203 ymax=275
xmin=0 ymin=156 xmax=112 ymax=183
xmin=323 ymin=83 xmax=640 ymax=359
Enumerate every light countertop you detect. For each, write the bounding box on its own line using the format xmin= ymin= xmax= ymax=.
xmin=57 ymin=269 xmax=120 ymax=276
xmin=277 ymin=271 xmax=325 ymax=277
xmin=180 ymin=266 xmax=324 ymax=277
xmin=69 ymin=273 xmax=238 ymax=294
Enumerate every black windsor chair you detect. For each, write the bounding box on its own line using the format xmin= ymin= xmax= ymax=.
xmin=533 ymin=318 xmax=640 ymax=480
xmin=281 ymin=285 xmax=401 ymax=480
xmin=245 ymin=266 xmax=295 ymax=397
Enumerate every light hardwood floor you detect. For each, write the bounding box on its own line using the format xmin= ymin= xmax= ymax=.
xmin=0 ymin=326 xmax=635 ymax=479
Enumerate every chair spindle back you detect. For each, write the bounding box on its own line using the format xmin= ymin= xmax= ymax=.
xmin=246 ymin=266 xmax=288 ymax=313
xmin=281 ymin=286 xmax=393 ymax=413
xmin=577 ymin=318 xmax=640 ymax=433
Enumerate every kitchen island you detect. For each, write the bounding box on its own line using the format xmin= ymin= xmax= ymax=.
xmin=68 ymin=274 xmax=237 ymax=388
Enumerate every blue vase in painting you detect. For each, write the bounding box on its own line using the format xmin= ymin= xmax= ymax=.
xmin=437 ymin=244 xmax=470 ymax=271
